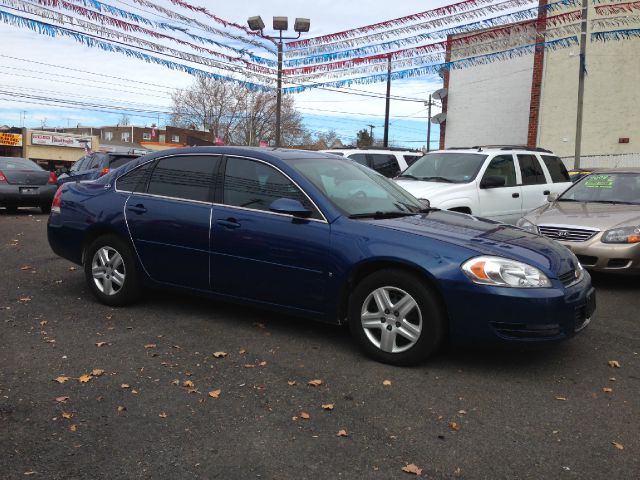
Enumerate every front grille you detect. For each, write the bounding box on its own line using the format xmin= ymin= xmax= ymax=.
xmin=559 ymin=270 xmax=578 ymax=287
xmin=491 ymin=322 xmax=562 ymax=340
xmin=576 ymin=255 xmax=598 ymax=266
xmin=538 ymin=225 xmax=599 ymax=242
xmin=607 ymin=258 xmax=631 ymax=269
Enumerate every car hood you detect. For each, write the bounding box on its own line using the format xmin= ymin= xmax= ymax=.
xmin=394 ymin=179 xmax=471 ymax=201
xmin=526 ymin=201 xmax=640 ymax=230
xmin=365 ymin=211 xmax=577 ymax=277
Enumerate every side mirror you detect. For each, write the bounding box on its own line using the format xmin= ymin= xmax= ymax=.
xmin=269 ymin=198 xmax=312 ymax=218
xmin=418 ymin=198 xmax=430 ymax=209
xmin=480 ymin=175 xmax=506 ymax=189
xmin=547 ymin=193 xmax=559 ymax=203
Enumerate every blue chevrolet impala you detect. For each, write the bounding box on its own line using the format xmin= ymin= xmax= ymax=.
xmin=47 ymin=147 xmax=595 ymax=365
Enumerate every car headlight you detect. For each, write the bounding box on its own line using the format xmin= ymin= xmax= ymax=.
xmin=516 ymin=218 xmax=539 ymax=234
xmin=601 ymin=226 xmax=640 ymax=244
xmin=462 ymin=256 xmax=551 ymax=288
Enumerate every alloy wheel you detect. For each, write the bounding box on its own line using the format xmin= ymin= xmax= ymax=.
xmin=91 ymin=246 xmax=126 ymax=296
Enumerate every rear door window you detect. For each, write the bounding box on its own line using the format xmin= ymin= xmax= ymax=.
xmin=369 ymin=154 xmax=400 ymax=177
xmin=146 ymin=155 xmax=219 ymax=202
xmin=517 ymin=154 xmax=547 ymax=185
xmin=541 ymin=155 xmax=570 ymax=183
xmin=109 ymin=156 xmax=136 ymax=169
xmin=116 ymin=161 xmax=154 ymax=193
xmin=403 ymin=155 xmax=422 ymax=166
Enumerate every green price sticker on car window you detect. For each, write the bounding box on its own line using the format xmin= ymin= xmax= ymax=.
xmin=584 ymin=175 xmax=614 ymax=189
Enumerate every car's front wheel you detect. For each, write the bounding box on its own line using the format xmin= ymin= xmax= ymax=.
xmin=348 ymin=269 xmax=446 ymax=365
xmin=84 ymin=234 xmax=142 ymax=307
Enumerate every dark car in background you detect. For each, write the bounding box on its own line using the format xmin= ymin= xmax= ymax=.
xmin=0 ymin=156 xmax=58 ymax=213
xmin=48 ymin=147 xmax=595 ymax=365
xmin=57 ymin=152 xmax=141 ymax=185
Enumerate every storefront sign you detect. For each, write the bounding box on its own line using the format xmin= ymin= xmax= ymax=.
xmin=31 ymin=133 xmax=90 ymax=149
xmin=0 ymin=133 xmax=23 ymax=146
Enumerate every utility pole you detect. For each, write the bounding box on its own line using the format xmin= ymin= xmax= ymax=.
xmin=383 ymin=54 xmax=392 ymax=148
xmin=425 ymin=95 xmax=436 ymax=152
xmin=367 ymin=124 xmax=375 ymax=140
xmin=574 ymin=0 xmax=589 ymax=168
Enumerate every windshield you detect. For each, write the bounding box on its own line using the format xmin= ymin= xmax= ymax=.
xmin=284 ymin=157 xmax=424 ymax=217
xmin=400 ymin=152 xmax=487 ymax=183
xmin=559 ymin=173 xmax=640 ymax=205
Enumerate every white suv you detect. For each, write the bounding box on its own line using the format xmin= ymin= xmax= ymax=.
xmin=322 ymin=149 xmax=423 ymax=178
xmin=394 ymin=146 xmax=572 ymax=224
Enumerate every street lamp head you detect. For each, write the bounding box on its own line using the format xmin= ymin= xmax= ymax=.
xmin=273 ymin=16 xmax=288 ymax=31
xmin=294 ymin=18 xmax=310 ymax=33
xmin=247 ymin=15 xmax=265 ymax=31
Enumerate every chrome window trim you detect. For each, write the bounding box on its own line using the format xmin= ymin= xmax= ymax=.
xmin=222 ymin=154 xmax=329 ymax=224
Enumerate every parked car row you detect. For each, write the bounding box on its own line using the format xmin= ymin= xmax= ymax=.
xmin=48 ymin=147 xmax=595 ymax=366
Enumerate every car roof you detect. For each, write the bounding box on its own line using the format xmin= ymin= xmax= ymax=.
xmin=322 ymin=149 xmax=421 ymax=154
xmin=132 ymin=146 xmax=339 ymax=164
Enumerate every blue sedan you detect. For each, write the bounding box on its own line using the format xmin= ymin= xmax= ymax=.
xmin=47 ymin=147 xmax=595 ymax=365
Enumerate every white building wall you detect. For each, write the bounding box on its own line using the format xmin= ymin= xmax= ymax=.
xmin=444 ymin=54 xmax=534 ymax=148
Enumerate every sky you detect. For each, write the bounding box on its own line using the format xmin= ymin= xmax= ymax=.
xmin=0 ymin=0 xmax=450 ymax=148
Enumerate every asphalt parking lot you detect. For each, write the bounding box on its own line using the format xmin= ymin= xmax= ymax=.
xmin=1 ymin=209 xmax=638 ymax=479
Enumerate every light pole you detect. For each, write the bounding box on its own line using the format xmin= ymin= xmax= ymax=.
xmin=247 ymin=15 xmax=310 ymax=148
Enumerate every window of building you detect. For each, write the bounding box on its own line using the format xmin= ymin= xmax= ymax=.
xmin=146 ymin=155 xmax=218 ymax=202
xmin=104 ymin=132 xmax=113 ymax=141
xmin=121 ymin=132 xmax=130 ymax=142
xmin=171 ymin=135 xmax=180 ymax=143
xmin=518 ymin=155 xmax=546 ymax=185
xmin=142 ymin=132 xmax=151 ymax=141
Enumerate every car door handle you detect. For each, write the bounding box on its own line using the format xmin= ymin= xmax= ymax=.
xmin=543 ymin=190 xmax=550 ymax=195
xmin=216 ymin=218 xmax=241 ymax=229
xmin=127 ymin=204 xmax=147 ymax=214
xmin=512 ymin=193 xmax=520 ymax=198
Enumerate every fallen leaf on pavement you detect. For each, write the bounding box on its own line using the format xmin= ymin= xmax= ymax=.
xmin=20 ymin=265 xmax=32 ymax=270
xmin=208 ymin=389 xmax=221 ymax=398
xmin=54 ymin=376 xmax=70 ymax=384
xmin=307 ymin=379 xmax=323 ymax=387
xmin=383 ymin=380 xmax=392 ymax=386
xmin=95 ymin=342 xmax=110 ymax=347
xmin=213 ymin=351 xmax=227 ymax=358
xmin=602 ymin=387 xmax=613 ymax=393
xmin=608 ymin=360 xmax=621 ymax=368
xmin=171 ymin=379 xmax=180 ymax=386
xmin=300 ymin=412 xmax=310 ymax=420
xmin=55 ymin=396 xmax=70 ymax=403
xmin=62 ymin=412 xmax=73 ymax=419
xmin=287 ymin=380 xmax=296 ymax=386
xmin=117 ymin=406 xmax=126 ymax=413
xmin=144 ymin=344 xmax=156 ymax=349
xmin=336 ymin=429 xmax=349 ymax=437
xmin=120 ymin=384 xmax=130 ymax=389
xmin=78 ymin=374 xmax=92 ymax=383
xmin=182 ymin=380 xmax=194 ymax=388
xmin=458 ymin=410 xmax=467 ymax=415
xmin=555 ymin=396 xmax=567 ymax=401
xmin=19 ymin=297 xmax=31 ymax=302
xmin=159 ymin=412 xmax=168 ymax=418
xmin=402 ymin=463 xmax=422 ymax=475
xmin=258 ymin=361 xmax=267 ymax=367
xmin=69 ymin=424 xmax=77 ymax=432
xmin=239 ymin=348 xmax=246 ymax=354
xmin=449 ymin=421 xmax=461 ymax=431
xmin=24 ymin=471 xmax=37 ymax=475
xmin=322 ymin=404 xmax=334 ymax=410
xmin=253 ymin=322 xmax=266 ymax=329
xmin=612 ymin=441 xmax=624 ymax=450
xmin=243 ymin=364 xmax=256 ymax=369
xmin=92 ymin=369 xmax=105 ymax=377
xmin=69 ymin=267 xmax=76 ymax=271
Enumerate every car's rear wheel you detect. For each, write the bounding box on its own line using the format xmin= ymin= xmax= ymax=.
xmin=5 ymin=206 xmax=18 ymax=214
xmin=84 ymin=234 xmax=141 ymax=306
xmin=348 ymin=269 xmax=446 ymax=366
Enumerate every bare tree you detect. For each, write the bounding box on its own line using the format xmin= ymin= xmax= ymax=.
xmin=171 ymin=78 xmax=307 ymax=146
xmin=118 ymin=114 xmax=131 ymax=126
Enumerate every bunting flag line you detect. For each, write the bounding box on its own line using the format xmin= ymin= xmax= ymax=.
xmin=287 ymin=0 xmax=533 ymax=48
xmin=6 ymin=0 xmax=276 ymax=72
xmin=285 ymin=0 xmax=578 ymax=58
xmin=166 ymin=0 xmax=265 ymax=38
xmin=591 ymin=27 xmax=640 ymax=41
xmin=284 ymin=36 xmax=579 ymax=93
xmin=591 ymin=15 xmax=640 ymax=28
xmin=60 ymin=0 xmax=275 ymax=53
xmin=284 ymin=22 xmax=580 ymax=78
xmin=0 ymin=8 xmax=273 ymax=91
xmin=595 ymin=1 xmax=640 ymax=14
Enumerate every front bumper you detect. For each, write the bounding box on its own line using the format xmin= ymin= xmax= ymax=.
xmin=443 ymin=273 xmax=595 ymax=345
xmin=558 ymin=235 xmax=640 ymax=274
xmin=0 ymin=184 xmax=57 ymax=207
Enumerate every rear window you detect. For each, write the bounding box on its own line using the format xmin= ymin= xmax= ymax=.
xmin=0 ymin=157 xmax=42 ymax=171
xmin=541 ymin=155 xmax=570 ymax=183
xmin=517 ymin=154 xmax=546 ymax=185
xmin=369 ymin=154 xmax=400 ymax=177
xmin=109 ymin=156 xmax=138 ymax=169
xmin=404 ymin=155 xmax=422 ymax=166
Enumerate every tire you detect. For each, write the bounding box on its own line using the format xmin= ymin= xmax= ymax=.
xmin=348 ymin=269 xmax=446 ymax=366
xmin=40 ymin=204 xmax=51 ymax=214
xmin=5 ymin=206 xmax=18 ymax=214
xmin=84 ymin=234 xmax=142 ymax=307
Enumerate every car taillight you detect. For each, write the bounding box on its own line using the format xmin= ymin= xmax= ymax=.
xmin=48 ymin=172 xmax=58 ymax=184
xmin=51 ymin=186 xmax=64 ymax=214
xmin=0 ymin=170 xmax=6 ymax=184
xmin=99 ymin=167 xmax=109 ymax=177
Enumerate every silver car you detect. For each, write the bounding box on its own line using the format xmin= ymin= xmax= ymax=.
xmin=517 ymin=169 xmax=640 ymax=274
